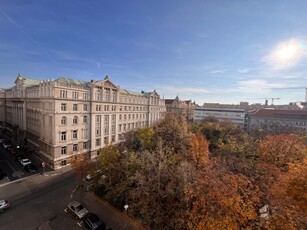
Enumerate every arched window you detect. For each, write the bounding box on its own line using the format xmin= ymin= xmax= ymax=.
xmin=61 ymin=116 xmax=66 ymax=125
xmin=73 ymin=116 xmax=78 ymax=124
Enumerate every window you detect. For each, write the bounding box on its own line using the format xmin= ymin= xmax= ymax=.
xmin=73 ymin=144 xmax=78 ymax=152
xmin=104 ymin=137 xmax=109 ymax=144
xmin=61 ymin=160 xmax=67 ymax=166
xmin=119 ymin=115 xmax=122 ymax=120
xmin=61 ymin=103 xmax=66 ymax=111
xmin=73 ymin=104 xmax=78 ymax=111
xmin=60 ymin=90 xmax=67 ymax=98
xmin=72 ymin=130 xmax=78 ymax=139
xmin=61 ymin=132 xmax=66 ymax=141
xmin=73 ymin=116 xmax=78 ymax=124
xmin=96 ymin=105 xmax=101 ymax=111
xmin=96 ymin=138 xmax=101 ymax=147
xmin=111 ymin=135 xmax=115 ymax=143
xmin=61 ymin=146 xmax=67 ymax=155
xmin=83 ymin=92 xmax=89 ymax=100
xmin=73 ymin=91 xmax=79 ymax=99
xmin=83 ymin=104 xmax=88 ymax=111
xmin=83 ymin=142 xmax=88 ymax=149
xmin=61 ymin=116 xmax=66 ymax=125
xmin=104 ymin=115 xmax=109 ymax=134
xmin=83 ymin=116 xmax=87 ymax=124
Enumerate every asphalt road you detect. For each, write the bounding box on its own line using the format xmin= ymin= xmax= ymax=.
xmin=0 ymin=171 xmax=86 ymax=230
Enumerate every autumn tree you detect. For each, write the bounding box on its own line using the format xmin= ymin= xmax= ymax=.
xmin=70 ymin=153 xmax=92 ymax=184
xmin=154 ymin=113 xmax=190 ymax=156
xmin=258 ymin=134 xmax=305 ymax=169
xmin=188 ymin=160 xmax=260 ymax=230
xmin=189 ymin=132 xmax=209 ymax=168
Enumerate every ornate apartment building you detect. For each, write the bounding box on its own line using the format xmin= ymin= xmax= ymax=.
xmin=0 ymin=74 xmax=166 ymax=169
xmin=165 ymin=96 xmax=196 ymax=121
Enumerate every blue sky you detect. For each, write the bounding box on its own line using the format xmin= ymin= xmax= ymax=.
xmin=1 ymin=0 xmax=306 ymax=105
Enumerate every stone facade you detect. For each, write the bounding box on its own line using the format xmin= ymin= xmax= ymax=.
xmin=0 ymin=75 xmax=166 ymax=169
xmin=165 ymin=96 xmax=195 ymax=121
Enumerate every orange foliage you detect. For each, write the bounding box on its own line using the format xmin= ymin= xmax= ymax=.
xmin=190 ymin=133 xmax=209 ymax=168
xmin=258 ymin=134 xmax=305 ymax=168
xmin=188 ymin=160 xmax=260 ymax=230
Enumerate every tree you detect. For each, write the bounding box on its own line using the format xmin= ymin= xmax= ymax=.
xmin=188 ymin=160 xmax=260 ymax=230
xmin=258 ymin=134 xmax=305 ymax=169
xmin=189 ymin=132 xmax=209 ymax=168
xmin=70 ymin=153 xmax=91 ymax=184
xmin=154 ymin=113 xmax=190 ymax=155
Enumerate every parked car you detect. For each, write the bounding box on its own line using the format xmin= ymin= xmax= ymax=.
xmin=19 ymin=159 xmax=32 ymax=167
xmin=24 ymin=164 xmax=37 ymax=173
xmin=0 ymin=200 xmax=9 ymax=212
xmin=2 ymin=142 xmax=11 ymax=149
xmin=83 ymin=212 xmax=106 ymax=230
xmin=67 ymin=201 xmax=88 ymax=219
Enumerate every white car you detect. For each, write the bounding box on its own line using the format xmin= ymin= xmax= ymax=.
xmin=19 ymin=159 xmax=32 ymax=167
xmin=0 ymin=200 xmax=9 ymax=212
xmin=2 ymin=143 xmax=11 ymax=149
xmin=67 ymin=201 xmax=88 ymax=219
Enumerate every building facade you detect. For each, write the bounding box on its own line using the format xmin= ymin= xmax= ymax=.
xmin=193 ymin=107 xmax=246 ymax=128
xmin=248 ymin=109 xmax=307 ymax=132
xmin=165 ymin=96 xmax=196 ymax=121
xmin=0 ymin=75 xmax=166 ymax=169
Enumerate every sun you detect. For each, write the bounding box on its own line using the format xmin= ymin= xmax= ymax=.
xmin=277 ymin=43 xmax=298 ymax=60
xmin=265 ymin=39 xmax=305 ymax=70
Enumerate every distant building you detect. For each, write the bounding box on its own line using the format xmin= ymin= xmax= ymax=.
xmin=193 ymin=107 xmax=246 ymax=128
xmin=165 ymin=96 xmax=196 ymax=121
xmin=248 ymin=109 xmax=307 ymax=132
xmin=0 ymin=74 xmax=166 ymax=169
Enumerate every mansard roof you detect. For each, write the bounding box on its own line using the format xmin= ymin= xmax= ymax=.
xmin=15 ymin=74 xmax=41 ymax=87
xmin=55 ymin=77 xmax=90 ymax=87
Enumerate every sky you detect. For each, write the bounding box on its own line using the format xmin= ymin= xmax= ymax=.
xmin=0 ymin=0 xmax=307 ymax=105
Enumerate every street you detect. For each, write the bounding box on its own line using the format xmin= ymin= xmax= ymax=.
xmin=0 ymin=170 xmax=84 ymax=230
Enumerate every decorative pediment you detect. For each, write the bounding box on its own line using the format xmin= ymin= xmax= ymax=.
xmin=94 ymin=75 xmax=118 ymax=90
xmin=149 ymin=90 xmax=160 ymax=97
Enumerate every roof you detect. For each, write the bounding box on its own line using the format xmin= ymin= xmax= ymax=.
xmin=55 ymin=77 xmax=91 ymax=88
xmin=165 ymin=99 xmax=174 ymax=104
xmin=16 ymin=74 xmax=41 ymax=87
xmin=119 ymin=88 xmax=152 ymax=96
xmin=251 ymin=109 xmax=307 ymax=120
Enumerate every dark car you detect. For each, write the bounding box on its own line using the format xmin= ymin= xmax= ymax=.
xmin=7 ymin=146 xmax=16 ymax=155
xmin=83 ymin=213 xmax=106 ymax=230
xmin=24 ymin=164 xmax=37 ymax=173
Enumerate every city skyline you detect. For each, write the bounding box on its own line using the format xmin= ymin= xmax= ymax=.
xmin=1 ymin=0 xmax=307 ymax=105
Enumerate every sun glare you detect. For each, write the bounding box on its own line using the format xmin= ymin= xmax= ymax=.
xmin=266 ymin=39 xmax=306 ymax=70
xmin=277 ymin=43 xmax=298 ymax=60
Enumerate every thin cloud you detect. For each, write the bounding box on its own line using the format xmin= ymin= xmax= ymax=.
xmin=209 ymin=69 xmax=227 ymax=74
xmin=238 ymin=68 xmax=251 ymax=74
xmin=0 ymin=6 xmax=56 ymax=64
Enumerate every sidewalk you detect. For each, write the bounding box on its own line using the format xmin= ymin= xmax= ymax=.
xmin=83 ymin=193 xmax=146 ymax=230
